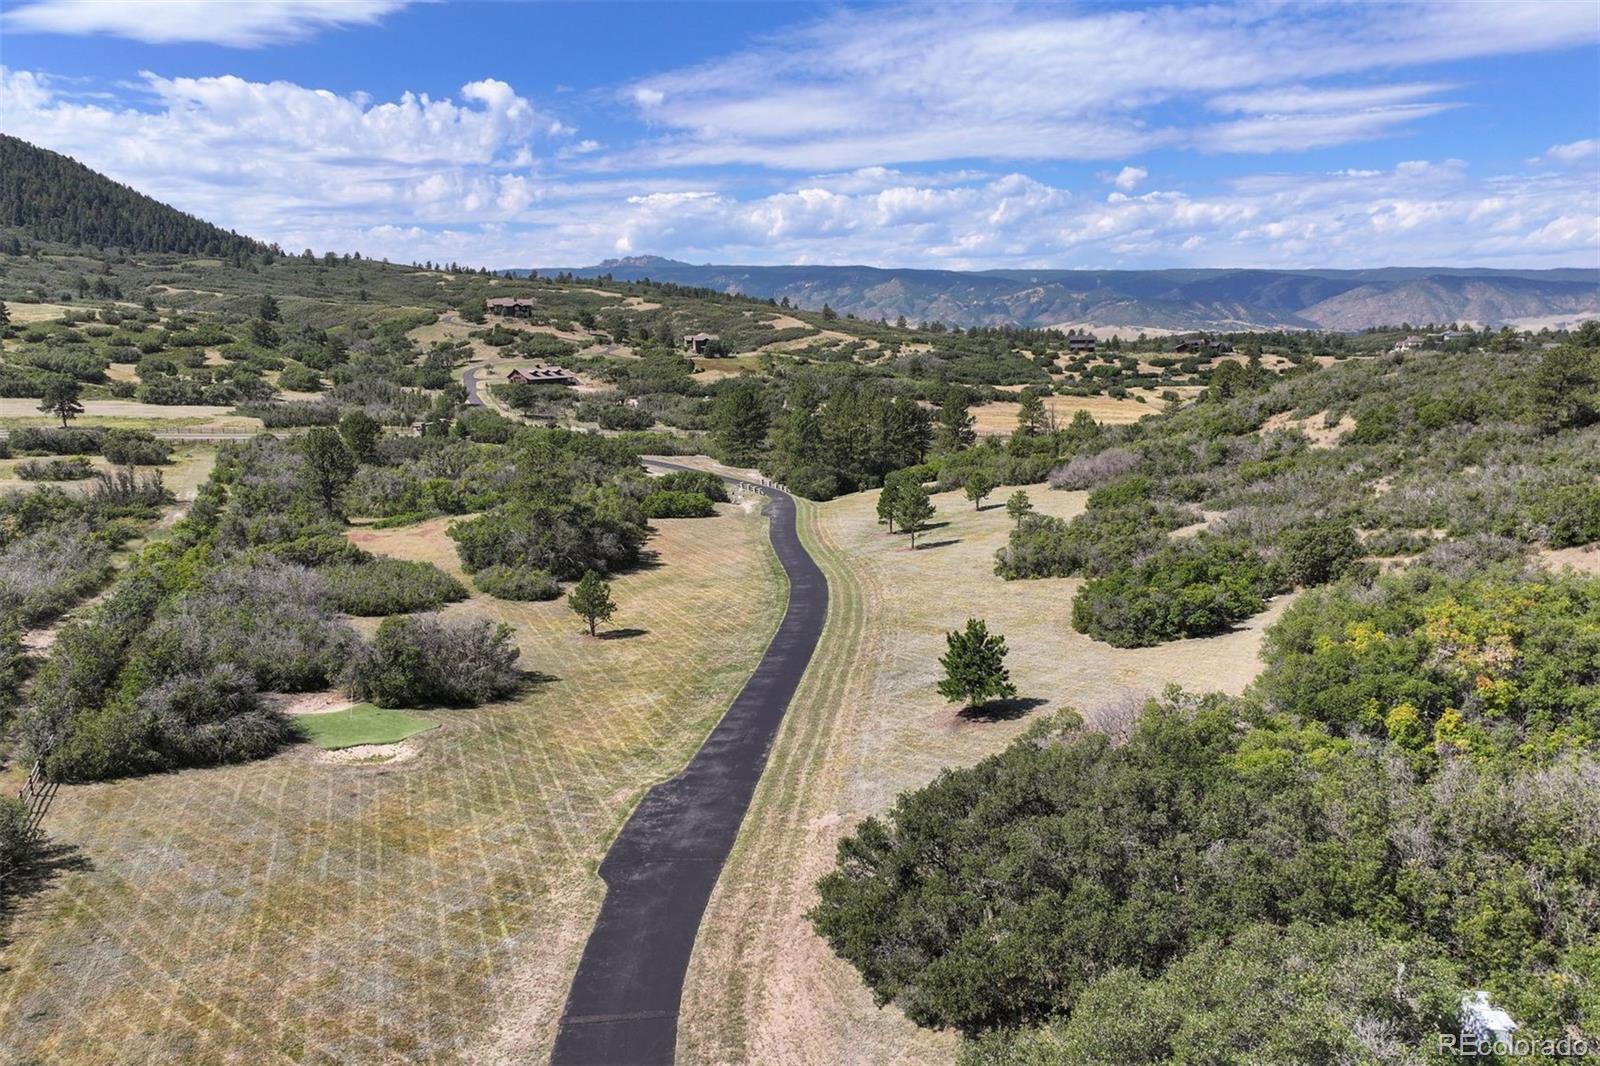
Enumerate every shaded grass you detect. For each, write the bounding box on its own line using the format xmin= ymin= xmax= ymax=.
xmin=293 ymin=705 xmax=438 ymax=750
xmin=0 ymin=500 xmax=786 ymax=1065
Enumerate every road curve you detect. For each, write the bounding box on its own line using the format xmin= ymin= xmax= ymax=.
xmin=550 ymin=462 xmax=828 ymax=1066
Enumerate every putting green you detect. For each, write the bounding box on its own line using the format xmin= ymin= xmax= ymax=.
xmin=295 ymin=703 xmax=439 ymax=750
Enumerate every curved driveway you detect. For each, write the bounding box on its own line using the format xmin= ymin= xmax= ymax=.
xmin=551 ymin=463 xmax=828 ymax=1066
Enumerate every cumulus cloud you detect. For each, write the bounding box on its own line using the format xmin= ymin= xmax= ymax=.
xmin=0 ymin=66 xmax=556 ymax=239
xmin=3 ymin=0 xmax=413 ymax=47
xmin=618 ymin=1 xmax=1598 ymax=168
xmin=1111 ymin=167 xmax=1147 ymax=191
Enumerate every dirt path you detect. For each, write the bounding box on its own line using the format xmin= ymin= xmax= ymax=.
xmin=551 ymin=464 xmax=827 ymax=1065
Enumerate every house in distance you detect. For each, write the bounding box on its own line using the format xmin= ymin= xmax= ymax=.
xmin=486 ymin=296 xmax=537 ymax=318
xmin=507 ymin=365 xmax=580 ymax=386
xmin=682 ymin=331 xmax=725 ymax=355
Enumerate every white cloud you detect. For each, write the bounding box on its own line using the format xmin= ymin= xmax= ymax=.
xmin=3 ymin=0 xmax=414 ymax=47
xmin=617 ymin=2 xmax=1596 ymax=169
xmin=1111 ymin=166 xmax=1147 ymax=191
xmin=1532 ymin=139 xmax=1600 ymax=166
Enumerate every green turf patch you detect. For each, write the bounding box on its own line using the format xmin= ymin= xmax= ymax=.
xmin=294 ymin=703 xmax=439 ymax=750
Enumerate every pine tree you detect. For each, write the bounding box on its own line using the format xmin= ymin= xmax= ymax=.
xmin=892 ymin=483 xmax=935 ymax=549
xmin=568 ymin=570 xmax=617 ymax=637
xmin=301 ymin=427 xmax=356 ymax=517
xmin=1006 ymin=490 xmax=1033 ymax=525
xmin=1016 ymin=391 xmax=1049 ymax=437
xmin=934 ymin=390 xmax=976 ymax=451
xmin=936 ymin=618 xmax=1017 ymax=708
xmin=964 ymin=470 xmax=996 ymax=511
xmin=38 ymin=376 xmax=84 ymax=428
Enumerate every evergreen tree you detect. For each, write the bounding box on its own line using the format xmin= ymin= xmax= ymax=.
xmin=709 ymin=378 xmax=769 ymax=461
xmin=936 ymin=618 xmax=1017 ymax=708
xmin=1015 ymin=391 xmax=1049 ymax=437
xmin=338 ymin=409 xmax=382 ymax=463
xmin=934 ymin=389 xmax=976 ymax=452
xmin=257 ymin=294 xmax=280 ymax=322
xmin=38 ymin=376 xmax=84 ymax=428
xmin=1006 ymin=490 xmax=1033 ymax=525
xmin=568 ymin=569 xmax=617 ymax=637
xmin=301 ymin=427 xmax=357 ymax=517
xmin=892 ymin=483 xmax=935 ymax=549
xmin=964 ymin=470 xmax=996 ymax=511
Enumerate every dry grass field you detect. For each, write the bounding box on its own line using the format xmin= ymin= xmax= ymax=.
xmin=0 ymin=398 xmax=262 ymax=433
xmin=970 ymin=392 xmax=1159 ymax=433
xmin=0 ymin=501 xmax=786 ymax=1064
xmin=678 ymin=479 xmax=1295 ymax=1064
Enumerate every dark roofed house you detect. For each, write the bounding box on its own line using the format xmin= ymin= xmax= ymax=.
xmin=1172 ymin=335 xmax=1235 ymax=356
xmin=1066 ymin=335 xmax=1097 ymax=353
xmin=683 ymin=332 xmax=723 ymax=356
xmin=486 ymin=296 xmax=537 ymax=317
xmin=507 ymin=365 xmax=580 ymax=387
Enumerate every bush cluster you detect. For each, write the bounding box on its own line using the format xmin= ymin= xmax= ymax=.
xmin=351 ymin=614 xmax=522 ymax=708
xmin=472 ymin=565 xmax=560 ymax=601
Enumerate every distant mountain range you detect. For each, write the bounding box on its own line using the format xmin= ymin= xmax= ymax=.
xmin=526 ymin=256 xmax=1600 ymax=334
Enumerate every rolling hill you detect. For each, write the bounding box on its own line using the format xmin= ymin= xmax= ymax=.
xmin=0 ymin=135 xmax=264 ymax=257
xmin=531 ymin=256 xmax=1600 ymax=334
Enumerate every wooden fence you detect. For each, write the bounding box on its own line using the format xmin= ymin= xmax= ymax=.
xmin=18 ymin=759 xmax=56 ymax=836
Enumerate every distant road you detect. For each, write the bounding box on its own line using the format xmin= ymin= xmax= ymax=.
xmin=551 ymin=461 xmax=829 ymax=1066
xmin=462 ymin=366 xmax=486 ymax=405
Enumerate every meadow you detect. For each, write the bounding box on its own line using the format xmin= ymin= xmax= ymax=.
xmin=0 ymin=500 xmax=784 ymax=1064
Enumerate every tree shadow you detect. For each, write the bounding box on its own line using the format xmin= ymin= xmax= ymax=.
xmin=629 ymin=550 xmax=665 ymax=572
xmin=914 ymin=538 xmax=961 ymax=550
xmin=521 ymin=669 xmax=561 ymax=686
xmin=957 ymin=696 xmax=1049 ymax=723
xmin=599 ymin=627 xmax=649 ymax=641
xmin=0 ymin=838 xmax=92 ymax=963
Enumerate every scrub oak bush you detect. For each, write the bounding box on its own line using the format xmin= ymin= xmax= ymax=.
xmin=472 ymin=565 xmax=560 ymax=601
xmin=320 ymin=557 xmax=467 ymax=616
xmin=351 ymin=613 xmax=522 ymax=708
xmin=641 ymin=489 xmax=716 ymax=519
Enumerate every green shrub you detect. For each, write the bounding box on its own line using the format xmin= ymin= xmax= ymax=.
xmin=472 ymin=565 xmax=560 ymax=601
xmin=321 ymin=558 xmax=468 ymax=616
xmin=654 ymin=469 xmax=730 ymax=502
xmin=1276 ymin=522 xmax=1362 ymax=586
xmin=0 ymin=795 xmax=35 ymax=882
xmin=1528 ymin=483 xmax=1600 ymax=547
xmin=100 ymin=429 xmax=171 ymax=466
xmin=351 ymin=614 xmax=522 ymax=708
xmin=641 ymin=489 xmax=716 ymax=518
xmin=1071 ymin=538 xmax=1280 ymax=646
xmin=8 ymin=426 xmax=102 ymax=455
xmin=17 ymin=456 xmax=95 ymax=481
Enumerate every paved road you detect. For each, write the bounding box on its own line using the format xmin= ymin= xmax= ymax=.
xmin=462 ymin=366 xmax=486 ymax=405
xmin=551 ymin=463 xmax=828 ymax=1066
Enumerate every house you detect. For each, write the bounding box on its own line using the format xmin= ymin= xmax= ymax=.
xmin=506 ymin=365 xmax=580 ymax=387
xmin=1172 ymin=336 xmax=1235 ymax=356
xmin=1393 ymin=334 xmax=1426 ymax=352
xmin=485 ymin=296 xmax=537 ymax=318
xmin=1065 ymin=335 xmax=1097 ymax=354
xmin=683 ymin=332 xmax=723 ymax=356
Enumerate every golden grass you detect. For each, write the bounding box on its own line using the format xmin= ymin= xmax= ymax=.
xmin=970 ymin=393 xmax=1156 ymax=433
xmin=0 ymin=505 xmax=786 ymax=1065
xmin=0 ymin=399 xmax=261 ymax=433
xmin=678 ymin=482 xmax=1294 ymax=1064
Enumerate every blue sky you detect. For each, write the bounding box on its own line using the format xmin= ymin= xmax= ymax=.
xmin=2 ymin=0 xmax=1597 ymax=270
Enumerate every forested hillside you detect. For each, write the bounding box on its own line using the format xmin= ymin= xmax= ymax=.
xmin=0 ymin=135 xmax=263 ymax=257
